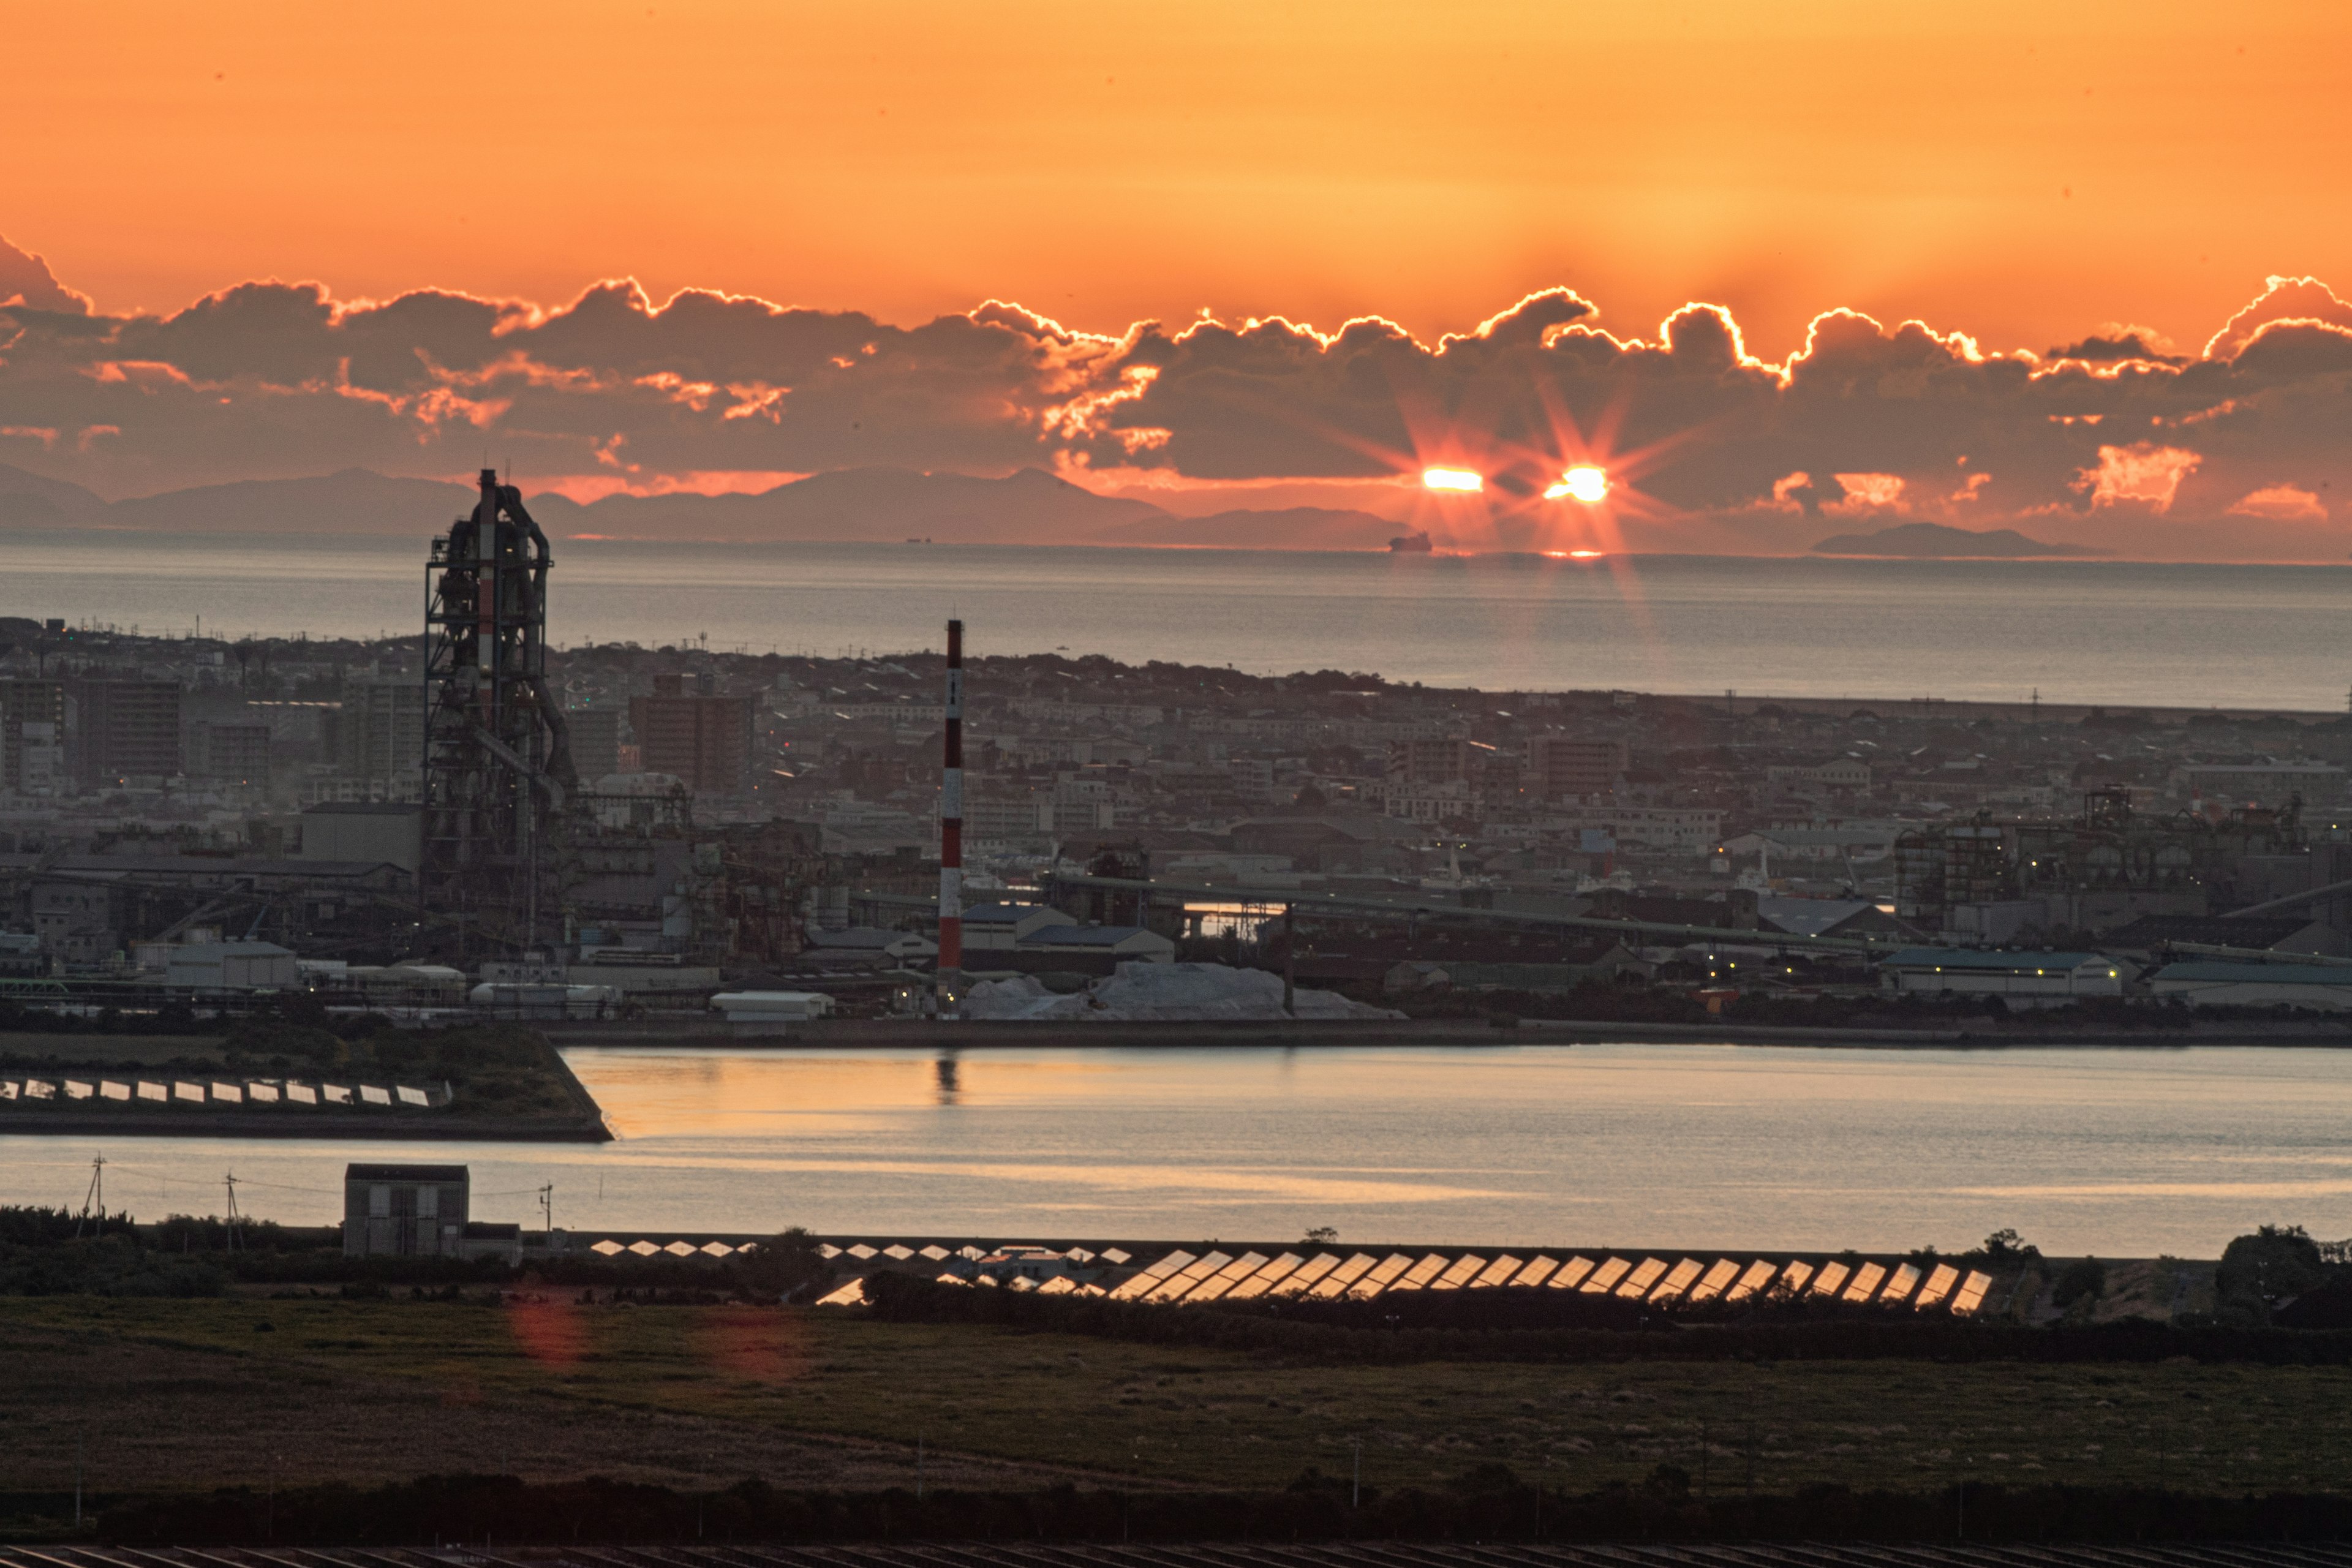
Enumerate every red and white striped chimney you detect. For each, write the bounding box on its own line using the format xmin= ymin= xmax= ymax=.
xmin=937 ymin=618 xmax=965 ymax=1014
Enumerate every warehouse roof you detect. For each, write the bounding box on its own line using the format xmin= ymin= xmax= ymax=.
xmin=1880 ymin=948 xmax=2109 ymax=973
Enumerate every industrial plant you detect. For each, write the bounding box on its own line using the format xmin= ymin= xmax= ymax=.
xmin=4 ymin=488 xmax=2352 ymax=1027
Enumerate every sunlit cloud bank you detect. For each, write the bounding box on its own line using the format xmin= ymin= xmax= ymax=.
xmin=4 ymin=233 xmax=2351 ymax=560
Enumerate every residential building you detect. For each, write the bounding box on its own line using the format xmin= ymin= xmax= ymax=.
xmin=73 ymin=679 xmax=181 ymax=788
xmin=191 ymin=721 xmax=271 ymax=783
xmin=1390 ymin=736 xmax=1471 ymax=786
xmin=566 ymin=706 xmax=624 ymax=780
xmin=1527 ymin=736 xmax=1629 ymax=799
xmin=2170 ymin=761 xmax=2346 ymax=805
xmin=0 ymin=680 xmax=65 ymax=793
xmin=1765 ymin=758 xmax=1872 ymax=792
xmin=339 ymin=676 xmax=426 ymax=785
xmin=631 ymin=675 xmax=753 ymax=794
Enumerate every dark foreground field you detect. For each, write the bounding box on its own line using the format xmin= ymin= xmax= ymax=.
xmin=11 ymin=1294 xmax=2352 ymax=1525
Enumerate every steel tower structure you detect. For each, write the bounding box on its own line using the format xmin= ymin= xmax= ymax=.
xmin=420 ymin=469 xmax=576 ymax=953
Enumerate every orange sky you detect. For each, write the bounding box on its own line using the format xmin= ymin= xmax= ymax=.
xmin=9 ymin=0 xmax=2351 ymax=360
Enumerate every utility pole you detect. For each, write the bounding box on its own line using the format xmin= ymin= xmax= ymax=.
xmin=75 ymin=1154 xmax=105 ymax=1237
xmin=539 ymin=1183 xmax=554 ymax=1235
xmin=224 ymin=1172 xmax=243 ymax=1251
xmin=1282 ymin=904 xmax=1296 ymax=1017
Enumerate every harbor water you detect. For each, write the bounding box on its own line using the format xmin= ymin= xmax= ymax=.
xmin=6 ymin=1042 xmax=2351 ymax=1259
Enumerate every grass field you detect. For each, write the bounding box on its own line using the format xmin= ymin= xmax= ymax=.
xmin=7 ymin=1295 xmax=2350 ymax=1504
xmin=0 ymin=1033 xmax=228 ymax=1067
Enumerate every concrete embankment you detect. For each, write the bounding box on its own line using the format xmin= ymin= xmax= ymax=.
xmin=0 ymin=1048 xmax=614 ymax=1141
xmin=547 ymin=1015 xmax=2352 ymax=1050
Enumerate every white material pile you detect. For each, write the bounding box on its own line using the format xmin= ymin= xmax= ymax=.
xmin=963 ymin=961 xmax=1401 ymax=1022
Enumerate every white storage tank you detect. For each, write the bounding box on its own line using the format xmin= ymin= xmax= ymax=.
xmin=710 ymin=990 xmax=835 ymax=1023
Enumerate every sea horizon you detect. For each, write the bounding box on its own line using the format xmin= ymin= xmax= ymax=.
xmin=7 ymin=528 xmax=2351 ymax=710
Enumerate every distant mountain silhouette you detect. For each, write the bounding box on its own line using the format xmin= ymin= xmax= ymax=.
xmin=0 ymin=460 xmax=106 ymax=526
xmin=1811 ymin=521 xmax=2111 ymax=558
xmin=103 ymin=468 xmax=482 ymax=534
xmin=531 ymin=466 xmax=1165 ymax=543
xmin=0 ymin=463 xmax=1423 ymax=549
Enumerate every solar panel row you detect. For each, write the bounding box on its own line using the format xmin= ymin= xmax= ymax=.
xmin=814 ymin=1237 xmax=2007 ymax=1317
xmin=0 ymin=1077 xmax=434 ymax=1107
xmin=1139 ymin=1249 xmax=1995 ymax=1314
xmin=589 ymin=1238 xmax=750 ymax=1257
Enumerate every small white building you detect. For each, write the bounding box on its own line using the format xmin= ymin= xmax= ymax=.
xmin=803 ymin=927 xmax=938 ymax=961
xmin=2149 ymin=961 xmax=2352 ymax=1011
xmin=469 ymin=982 xmax=623 ymax=1019
xmin=1017 ymin=922 xmax=1178 ymax=963
xmin=1879 ymin=947 xmax=2135 ymax=1005
xmin=960 ymin=902 xmax=1079 ymax=950
xmin=164 ymin=940 xmax=300 ymax=991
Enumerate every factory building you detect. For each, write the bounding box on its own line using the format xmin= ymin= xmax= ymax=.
xmin=341 ymin=1163 xmax=523 ymax=1262
xmin=1879 ymin=948 xmax=2136 ymax=1005
xmin=163 ymin=940 xmax=300 ymax=990
xmin=343 ymin=1163 xmax=470 ymax=1257
xmin=300 ymin=802 xmax=423 ymax=873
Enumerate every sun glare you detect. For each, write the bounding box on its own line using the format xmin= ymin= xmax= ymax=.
xmin=1544 ymin=465 xmax=1610 ymax=504
xmin=1421 ymin=467 xmax=1484 ymax=493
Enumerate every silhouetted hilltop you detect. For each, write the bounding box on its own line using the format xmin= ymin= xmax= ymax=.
xmin=0 ymin=463 xmax=1420 ymax=548
xmin=1811 ymin=521 xmax=2110 ymax=558
xmin=530 ymin=466 xmax=1164 ymax=543
xmin=0 ymin=459 xmax=106 ymax=525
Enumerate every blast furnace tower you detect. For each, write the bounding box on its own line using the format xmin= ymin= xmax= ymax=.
xmin=420 ymin=469 xmax=576 ymax=952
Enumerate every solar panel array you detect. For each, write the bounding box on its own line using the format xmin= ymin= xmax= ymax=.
xmin=0 ymin=1076 xmax=441 ymax=1109
xmin=587 ymin=1238 xmax=755 ymax=1259
xmin=807 ymin=1238 xmax=2000 ymax=1317
xmin=6 ymin=1536 xmax=2347 ymax=1568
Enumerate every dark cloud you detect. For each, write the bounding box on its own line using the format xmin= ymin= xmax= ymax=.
xmin=0 ymin=235 xmax=89 ymax=315
xmin=4 ymin=254 xmax=2352 ymax=557
xmin=2046 ymin=331 xmax=2185 ymax=366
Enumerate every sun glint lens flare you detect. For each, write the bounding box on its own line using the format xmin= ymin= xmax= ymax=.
xmin=1421 ymin=467 xmax=1484 ymax=494
xmin=1544 ymin=465 xmax=1610 ymax=504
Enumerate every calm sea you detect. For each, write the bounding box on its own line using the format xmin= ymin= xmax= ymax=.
xmin=1 ymin=530 xmax=2348 ymax=707
xmin=7 ymin=1043 xmax=2350 ymax=1258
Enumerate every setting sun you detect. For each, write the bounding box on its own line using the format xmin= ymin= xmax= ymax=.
xmin=1545 ymin=466 xmax=1610 ymax=505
